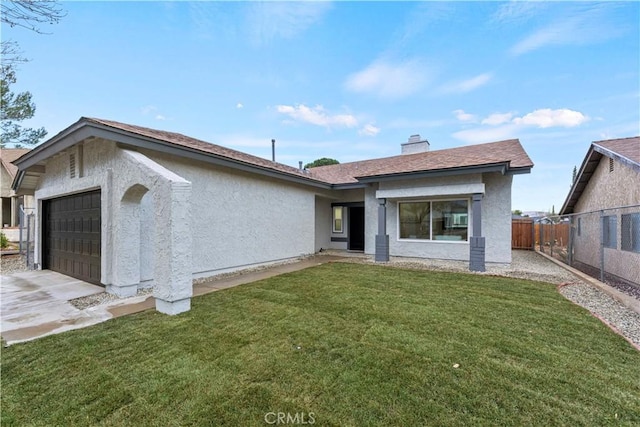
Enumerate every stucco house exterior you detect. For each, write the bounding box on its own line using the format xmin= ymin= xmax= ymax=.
xmin=1 ymin=148 xmax=34 ymax=241
xmin=560 ymin=136 xmax=640 ymax=285
xmin=11 ymin=117 xmax=533 ymax=314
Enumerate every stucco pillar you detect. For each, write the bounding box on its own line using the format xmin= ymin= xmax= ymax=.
xmin=110 ymin=185 xmax=148 ymax=297
xmin=10 ymin=196 xmax=17 ymax=227
xmin=469 ymin=193 xmax=485 ymax=272
xmin=153 ymin=181 xmax=193 ymax=315
xmin=375 ymin=198 xmax=389 ymax=262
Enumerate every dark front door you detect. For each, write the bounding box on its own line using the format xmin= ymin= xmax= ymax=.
xmin=348 ymin=206 xmax=365 ymax=251
xmin=43 ymin=190 xmax=101 ymax=285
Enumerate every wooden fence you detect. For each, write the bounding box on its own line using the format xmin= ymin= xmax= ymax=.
xmin=512 ymin=219 xmax=534 ymax=250
xmin=512 ymin=219 xmax=571 ymax=250
xmin=536 ymin=223 xmax=570 ymax=248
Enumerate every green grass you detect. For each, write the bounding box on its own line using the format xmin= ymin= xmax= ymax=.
xmin=2 ymin=263 xmax=639 ymax=426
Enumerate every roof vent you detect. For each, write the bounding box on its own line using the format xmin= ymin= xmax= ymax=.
xmin=401 ymin=134 xmax=430 ymax=155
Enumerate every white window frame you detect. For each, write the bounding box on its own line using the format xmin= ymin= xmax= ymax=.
xmin=397 ymin=198 xmax=470 ymax=243
xmin=332 ymin=206 xmax=344 ymax=233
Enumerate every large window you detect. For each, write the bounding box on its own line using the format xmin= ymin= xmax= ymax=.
xmin=602 ymin=215 xmax=617 ymax=249
xmin=333 ymin=206 xmax=343 ymax=233
xmin=621 ymin=213 xmax=640 ymax=253
xmin=399 ymin=199 xmax=469 ymax=241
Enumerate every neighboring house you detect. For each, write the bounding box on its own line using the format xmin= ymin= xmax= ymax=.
xmin=11 ymin=118 xmax=533 ymax=314
xmin=560 ymin=136 xmax=640 ymax=285
xmin=1 ymin=148 xmax=34 ymax=241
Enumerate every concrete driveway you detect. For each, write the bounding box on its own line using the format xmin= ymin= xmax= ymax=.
xmin=0 ymin=270 xmax=148 ymax=345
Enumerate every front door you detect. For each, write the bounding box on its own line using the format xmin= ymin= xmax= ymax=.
xmin=348 ymin=206 xmax=365 ymax=251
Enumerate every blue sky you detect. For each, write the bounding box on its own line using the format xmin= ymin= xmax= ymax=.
xmin=4 ymin=1 xmax=639 ymax=212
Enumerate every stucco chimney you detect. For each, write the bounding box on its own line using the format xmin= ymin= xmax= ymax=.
xmin=401 ymin=134 xmax=430 ymax=154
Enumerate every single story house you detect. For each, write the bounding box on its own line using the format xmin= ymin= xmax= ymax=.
xmin=560 ymin=136 xmax=640 ymax=285
xmin=1 ymin=148 xmax=35 ymax=241
xmin=11 ymin=117 xmax=533 ymax=314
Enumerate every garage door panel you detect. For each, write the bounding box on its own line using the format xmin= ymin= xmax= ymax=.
xmin=43 ymin=190 xmax=101 ymax=285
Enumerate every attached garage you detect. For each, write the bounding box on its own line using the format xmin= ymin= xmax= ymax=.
xmin=42 ymin=190 xmax=101 ymax=285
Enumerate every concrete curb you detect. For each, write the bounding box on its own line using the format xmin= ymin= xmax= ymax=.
xmin=536 ymin=250 xmax=640 ymax=316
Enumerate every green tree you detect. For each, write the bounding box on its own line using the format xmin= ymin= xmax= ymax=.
xmin=1 ymin=65 xmax=47 ymax=147
xmin=304 ymin=158 xmax=340 ymax=169
xmin=512 ymin=209 xmax=523 ymax=216
xmin=572 ymin=165 xmax=577 ymax=185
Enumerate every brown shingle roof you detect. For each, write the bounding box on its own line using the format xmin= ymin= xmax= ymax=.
xmin=38 ymin=118 xmax=531 ymax=187
xmin=594 ymin=136 xmax=640 ymax=165
xmin=85 ymin=118 xmax=318 ymax=182
xmin=308 ymin=139 xmax=534 ymax=184
xmin=0 ymin=148 xmax=31 ymax=179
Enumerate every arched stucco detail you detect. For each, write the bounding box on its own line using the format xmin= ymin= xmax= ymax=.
xmin=109 ymin=149 xmax=193 ymax=315
xmin=108 ymin=184 xmax=150 ymax=297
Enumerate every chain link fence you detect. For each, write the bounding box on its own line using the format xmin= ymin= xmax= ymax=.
xmin=537 ymin=205 xmax=640 ymax=296
xmin=18 ymin=205 xmax=36 ymax=269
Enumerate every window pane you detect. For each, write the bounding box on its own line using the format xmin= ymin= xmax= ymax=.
xmin=603 ymin=215 xmax=617 ymax=249
xmin=432 ymin=200 xmax=468 ymax=241
xmin=399 ymin=202 xmax=430 ymax=239
xmin=333 ymin=207 xmax=343 ymax=233
xmin=621 ymin=213 xmax=640 ymax=253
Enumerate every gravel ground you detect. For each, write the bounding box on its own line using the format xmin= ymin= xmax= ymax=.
xmin=0 ymin=254 xmax=27 ymax=275
xmin=559 ymin=283 xmax=640 ymax=349
xmin=69 ymin=287 xmax=154 ymax=310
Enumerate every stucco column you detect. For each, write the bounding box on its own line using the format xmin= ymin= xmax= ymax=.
xmin=375 ymin=198 xmax=389 ymax=262
xmin=469 ymin=193 xmax=485 ymax=272
xmin=10 ymin=196 xmax=17 ymax=226
xmin=153 ymin=181 xmax=193 ymax=315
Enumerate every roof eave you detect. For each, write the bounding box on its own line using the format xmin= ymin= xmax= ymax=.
xmin=593 ymin=143 xmax=640 ymax=173
xmin=560 ymin=145 xmax=601 ymax=215
xmin=354 ymin=162 xmax=519 ymax=184
xmin=13 ymin=118 xmax=334 ymax=191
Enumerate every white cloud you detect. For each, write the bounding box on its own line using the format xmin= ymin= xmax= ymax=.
xmin=481 ymin=112 xmax=514 ymax=126
xmin=453 ymin=109 xmax=476 ymax=123
xmin=142 ymin=105 xmax=171 ymax=121
xmin=509 ymin=3 xmax=626 ymax=55
xmin=512 ymin=108 xmax=589 ymax=128
xmin=453 ymin=108 xmax=590 ymax=144
xmin=276 ymin=104 xmax=358 ymax=129
xmin=453 ymin=124 xmax=519 ymax=145
xmin=236 ymin=103 xmax=244 ymax=109
xmin=359 ymin=124 xmax=380 ymax=137
xmin=492 ymin=1 xmax=549 ymax=25
xmin=439 ymin=73 xmax=492 ymax=94
xmin=344 ymin=59 xmax=432 ymax=99
xmin=141 ymin=105 xmax=157 ymax=115
xmin=247 ymin=2 xmax=331 ymax=45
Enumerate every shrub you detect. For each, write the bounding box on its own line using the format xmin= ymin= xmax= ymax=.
xmin=0 ymin=232 xmax=8 ymax=249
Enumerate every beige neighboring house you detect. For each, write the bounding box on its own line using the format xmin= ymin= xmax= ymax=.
xmin=1 ymin=148 xmax=34 ymax=241
xmin=560 ymin=136 xmax=640 ymax=285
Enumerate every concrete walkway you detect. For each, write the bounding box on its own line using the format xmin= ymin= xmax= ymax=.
xmin=1 ymin=256 xmax=344 ymax=345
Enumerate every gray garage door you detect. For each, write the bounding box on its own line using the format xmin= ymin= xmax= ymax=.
xmin=43 ymin=190 xmax=101 ymax=285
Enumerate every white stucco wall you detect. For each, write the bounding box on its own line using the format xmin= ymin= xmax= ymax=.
xmin=366 ymin=173 xmax=512 ymax=263
xmin=482 ymin=173 xmax=512 ymax=264
xmin=314 ymin=196 xmax=331 ymax=252
xmin=138 ymin=150 xmax=319 ymax=278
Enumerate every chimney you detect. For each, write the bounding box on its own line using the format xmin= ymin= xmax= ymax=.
xmin=271 ymin=139 xmax=276 ymax=162
xmin=401 ymin=134 xmax=430 ymax=155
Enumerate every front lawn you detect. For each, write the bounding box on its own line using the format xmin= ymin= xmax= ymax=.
xmin=2 ymin=263 xmax=639 ymax=426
